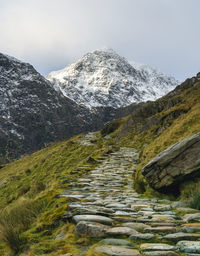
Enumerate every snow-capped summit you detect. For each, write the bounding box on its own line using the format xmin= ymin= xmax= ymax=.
xmin=47 ymin=49 xmax=179 ymax=108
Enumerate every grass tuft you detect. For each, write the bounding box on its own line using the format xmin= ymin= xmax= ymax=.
xmin=0 ymin=197 xmax=47 ymax=254
xmin=189 ymin=189 xmax=200 ymax=210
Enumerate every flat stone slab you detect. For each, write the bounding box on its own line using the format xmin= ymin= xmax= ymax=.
xmin=131 ymin=204 xmax=152 ymax=211
xmin=183 ymin=213 xmax=200 ymax=223
xmin=122 ymin=223 xmax=150 ymax=232
xmin=129 ymin=233 xmax=155 ymax=241
xmin=140 ymin=243 xmax=176 ymax=251
xmin=113 ymin=217 xmax=137 ymax=223
xmin=74 ymin=221 xmax=108 ymax=237
xmin=176 ymin=207 xmax=200 ymax=214
xmin=151 ymin=223 xmax=176 ymax=227
xmin=73 ymin=215 xmax=113 ymax=225
xmin=154 ymin=205 xmax=172 ymax=211
xmin=142 ymin=251 xmax=179 ymax=256
xmin=181 ymin=223 xmax=200 ymax=233
xmin=106 ymin=203 xmax=128 ymax=209
xmin=163 ymin=232 xmax=200 ymax=242
xmin=95 ymin=246 xmax=140 ymax=256
xmin=106 ymin=227 xmax=137 ymax=236
xmin=177 ymin=241 xmax=200 ymax=253
xmin=144 ymin=227 xmax=177 ymax=234
xmin=100 ymin=238 xmax=135 ymax=247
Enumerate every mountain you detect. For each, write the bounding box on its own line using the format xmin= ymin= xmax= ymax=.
xmin=0 ymin=53 xmax=140 ymax=163
xmin=47 ymin=49 xmax=178 ymax=108
xmin=0 ymin=72 xmax=199 ymax=255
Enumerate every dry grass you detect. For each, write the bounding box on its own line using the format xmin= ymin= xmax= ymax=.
xmin=0 ymin=197 xmax=47 ymax=255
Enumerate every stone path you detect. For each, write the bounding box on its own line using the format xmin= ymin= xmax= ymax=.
xmin=60 ymin=134 xmax=200 ymax=256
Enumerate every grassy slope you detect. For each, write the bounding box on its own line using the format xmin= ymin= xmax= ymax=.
xmin=111 ymin=77 xmax=200 ymax=197
xmin=0 ymin=133 xmax=113 ymax=255
xmin=0 ymin=75 xmax=200 ymax=255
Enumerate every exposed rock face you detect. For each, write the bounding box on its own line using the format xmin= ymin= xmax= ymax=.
xmin=142 ymin=133 xmax=200 ymax=192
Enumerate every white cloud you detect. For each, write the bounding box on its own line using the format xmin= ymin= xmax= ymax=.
xmin=0 ymin=0 xmax=199 ymax=80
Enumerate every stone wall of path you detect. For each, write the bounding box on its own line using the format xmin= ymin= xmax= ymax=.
xmin=59 ymin=133 xmax=200 ymax=256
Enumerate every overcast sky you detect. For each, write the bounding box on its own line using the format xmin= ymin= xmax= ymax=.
xmin=0 ymin=0 xmax=199 ymax=81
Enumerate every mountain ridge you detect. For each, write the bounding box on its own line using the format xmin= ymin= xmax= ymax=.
xmin=0 ymin=52 xmax=141 ymax=163
xmin=47 ymin=49 xmax=179 ymax=108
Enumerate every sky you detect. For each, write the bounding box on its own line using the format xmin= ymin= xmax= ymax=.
xmin=0 ymin=0 xmax=199 ymax=81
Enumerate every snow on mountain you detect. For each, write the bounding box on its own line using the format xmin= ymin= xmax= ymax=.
xmin=47 ymin=49 xmax=179 ymax=108
xmin=0 ymin=52 xmax=109 ymax=162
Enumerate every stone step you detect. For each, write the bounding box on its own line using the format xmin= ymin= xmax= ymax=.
xmin=57 ymin=145 xmax=199 ymax=255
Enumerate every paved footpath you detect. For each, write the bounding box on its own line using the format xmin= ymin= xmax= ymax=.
xmin=60 ymin=133 xmax=200 ymax=256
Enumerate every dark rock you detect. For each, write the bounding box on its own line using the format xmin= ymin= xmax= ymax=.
xmin=142 ymin=133 xmax=200 ymax=192
xmin=86 ymin=156 xmax=97 ymax=164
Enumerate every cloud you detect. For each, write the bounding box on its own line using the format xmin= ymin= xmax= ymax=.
xmin=0 ymin=0 xmax=199 ymax=80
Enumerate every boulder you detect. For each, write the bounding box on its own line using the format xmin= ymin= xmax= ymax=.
xmin=142 ymin=133 xmax=200 ymax=192
xmin=74 ymin=221 xmax=108 ymax=237
xmin=177 ymin=240 xmax=200 ymax=253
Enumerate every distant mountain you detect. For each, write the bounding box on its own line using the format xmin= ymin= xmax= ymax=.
xmin=0 ymin=53 xmax=140 ymax=163
xmin=47 ymin=49 xmax=178 ymax=108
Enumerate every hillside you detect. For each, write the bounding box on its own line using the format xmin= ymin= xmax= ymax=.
xmin=0 ymin=73 xmax=199 ymax=255
xmin=0 ymin=52 xmax=140 ymax=164
xmin=109 ymin=72 xmax=200 ymax=196
xmin=47 ymin=49 xmax=178 ymax=108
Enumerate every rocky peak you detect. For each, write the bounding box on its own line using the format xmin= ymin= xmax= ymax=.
xmin=47 ymin=49 xmax=179 ymax=108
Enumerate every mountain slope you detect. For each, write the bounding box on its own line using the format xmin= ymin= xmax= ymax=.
xmin=0 ymin=53 xmax=141 ymax=163
xmin=0 ymin=54 xmax=106 ymax=163
xmin=0 ymin=73 xmax=199 ymax=255
xmin=47 ymin=49 xmax=178 ymax=108
xmin=105 ymin=72 xmax=200 ymax=195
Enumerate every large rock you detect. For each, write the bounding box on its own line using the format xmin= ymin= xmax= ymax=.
xmin=73 ymin=215 xmax=113 ymax=225
xmin=176 ymin=241 xmax=200 ymax=253
xmin=74 ymin=221 xmax=108 ymax=237
xmin=142 ymin=133 xmax=200 ymax=192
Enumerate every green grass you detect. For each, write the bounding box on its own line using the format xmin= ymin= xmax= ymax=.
xmin=189 ymin=188 xmax=200 ymax=210
xmin=0 ymin=77 xmax=200 ymax=254
xmin=0 ymin=133 xmax=109 ymax=255
xmin=112 ymin=80 xmax=200 ymax=198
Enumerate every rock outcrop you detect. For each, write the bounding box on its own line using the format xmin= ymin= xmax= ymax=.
xmin=142 ymin=133 xmax=200 ymax=193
